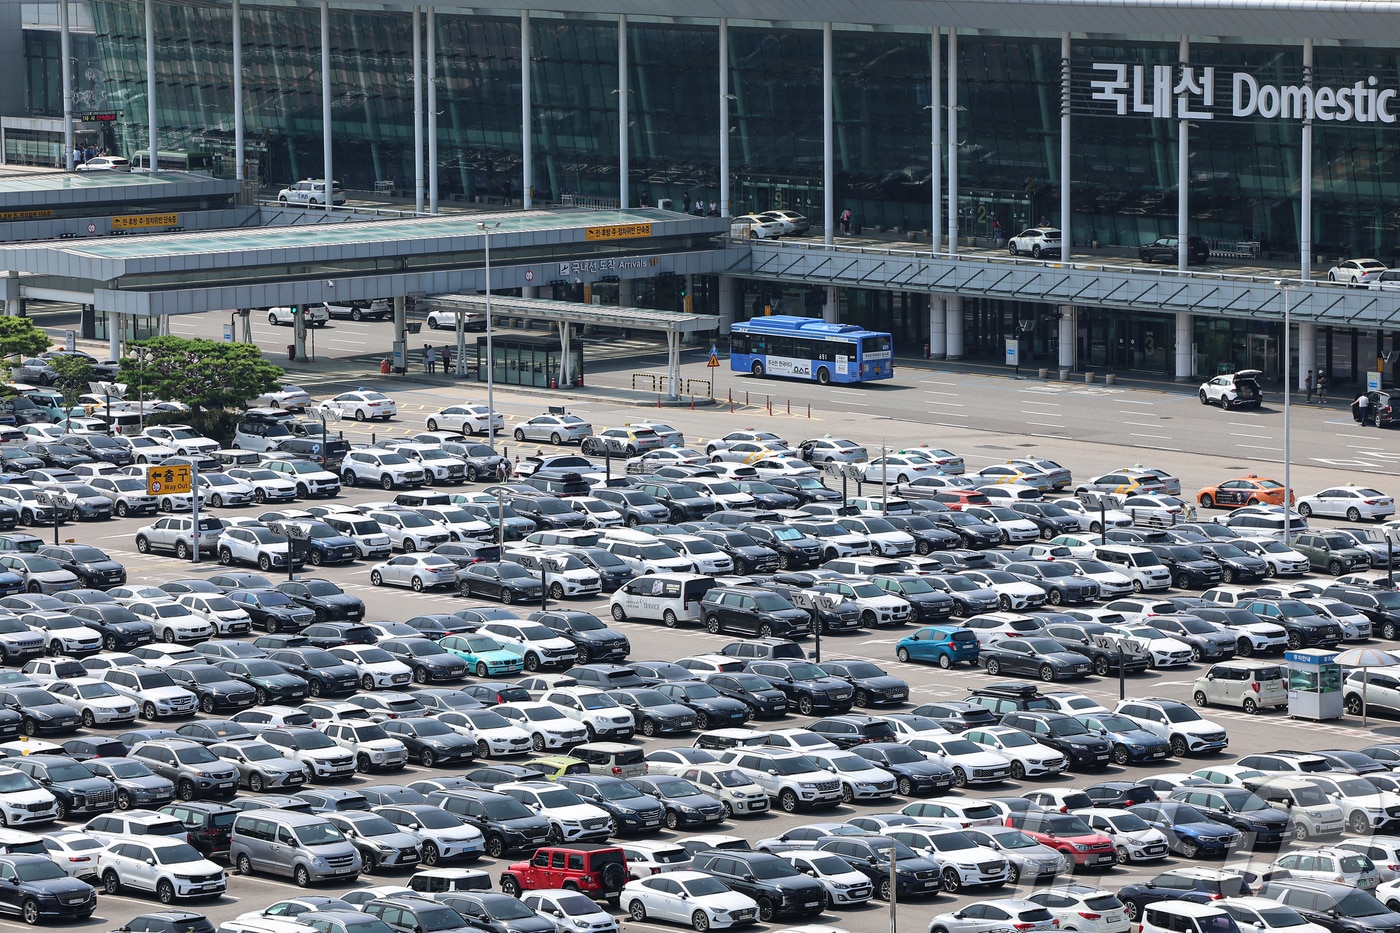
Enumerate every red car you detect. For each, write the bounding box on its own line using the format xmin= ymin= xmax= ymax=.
xmin=1008 ymin=810 xmax=1117 ymax=869
xmin=932 ymin=490 xmax=992 ymax=511
xmin=500 ymin=845 xmax=629 ymax=900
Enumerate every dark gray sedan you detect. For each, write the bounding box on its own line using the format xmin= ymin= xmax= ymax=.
xmin=979 ymin=637 xmax=1092 ymax=682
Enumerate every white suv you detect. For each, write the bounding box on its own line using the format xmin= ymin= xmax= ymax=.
xmin=713 ymin=748 xmax=842 ymax=813
xmin=495 ymin=780 xmax=613 ymax=842
xmin=361 ymin=508 xmax=450 ymax=552
xmin=96 ymin=834 xmax=227 ymax=901
xmin=540 ymin=688 xmax=635 ymax=741
xmin=276 ymin=178 xmax=345 ymax=206
xmin=0 ymin=766 xmax=58 ymax=824
xmin=390 ymin=444 xmax=468 ymax=485
xmin=341 ymin=451 xmax=426 ymax=490
xmin=322 ymin=721 xmax=410 ymax=773
xmin=1112 ymin=698 xmax=1229 ymax=757
xmin=141 ymin=425 xmax=219 ymax=456
xmin=266 ymin=305 xmax=330 ymax=327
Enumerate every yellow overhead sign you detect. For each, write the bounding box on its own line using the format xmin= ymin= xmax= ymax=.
xmin=0 ymin=209 xmax=53 ymax=221
xmin=113 ymin=213 xmax=179 ymax=230
xmin=584 ymin=223 xmax=652 ymax=241
xmin=147 ymin=464 xmax=192 ymax=495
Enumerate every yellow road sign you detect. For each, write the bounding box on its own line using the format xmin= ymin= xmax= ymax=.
xmin=147 ymin=464 xmax=192 ymax=496
xmin=707 ymin=353 xmax=720 ymax=368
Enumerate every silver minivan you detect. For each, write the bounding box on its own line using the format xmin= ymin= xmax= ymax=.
xmin=1192 ymin=660 xmax=1287 ymax=714
xmin=229 ymin=810 xmax=362 ymax=886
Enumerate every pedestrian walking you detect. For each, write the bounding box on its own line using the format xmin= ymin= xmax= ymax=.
xmin=440 ymin=345 xmax=451 ymax=372
xmin=640 ymin=190 xmax=651 ymax=208
xmin=495 ymin=459 xmax=510 ymax=482
xmin=840 ymin=208 xmax=852 ymax=235
xmin=682 ymin=191 xmax=691 ymax=214
xmin=992 ymin=219 xmax=1004 ymax=248
xmin=424 ymin=344 xmax=437 ymax=374
xmin=1318 ymin=371 xmax=1329 ymax=402
xmin=1305 ymin=369 xmax=1314 ymax=403
xmin=1356 ymin=392 xmax=1370 ymax=424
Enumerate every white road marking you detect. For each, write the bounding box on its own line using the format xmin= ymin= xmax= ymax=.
xmin=924 ymin=390 xmax=960 ymax=397
xmin=1021 ymin=400 xmax=1060 ymax=406
xmin=1237 ymin=444 xmax=1281 ymax=451
xmin=1025 ymin=422 xmax=1062 ymax=428
xmin=1119 ymin=399 xmax=1155 ymax=405
xmin=1130 ymin=433 xmax=1171 ymax=439
xmin=928 ymin=400 xmax=964 ymax=407
xmin=920 ymin=379 xmax=957 ymax=385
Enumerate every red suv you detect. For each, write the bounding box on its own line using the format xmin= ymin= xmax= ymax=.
xmin=1007 ymin=810 xmax=1116 ymax=869
xmin=500 ymin=845 xmax=628 ymax=901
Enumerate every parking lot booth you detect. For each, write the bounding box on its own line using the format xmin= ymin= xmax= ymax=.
xmin=474 ymin=334 xmax=583 ymax=389
xmin=1285 ymin=649 xmax=1343 ymax=721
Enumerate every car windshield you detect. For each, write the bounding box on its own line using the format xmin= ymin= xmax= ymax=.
xmin=13 ymin=858 xmax=65 ymax=881
xmin=1022 ymin=638 xmax=1066 ymax=654
xmin=1337 ymin=891 xmax=1389 ymax=917
xmin=1335 ymin=777 xmax=1380 ymax=797
xmin=0 ymin=771 xmax=34 ymax=793
xmin=153 ymin=841 xmax=205 ymax=864
xmin=174 ymin=745 xmax=219 ymax=764
xmin=576 ymin=693 xmax=620 ymax=710
xmin=1163 ymin=706 xmax=1203 ymax=723
xmin=1046 ymin=718 xmax=1090 ymax=737
xmin=1044 ymin=815 xmax=1092 ymax=835
xmin=1108 ymin=812 xmax=1152 ymax=831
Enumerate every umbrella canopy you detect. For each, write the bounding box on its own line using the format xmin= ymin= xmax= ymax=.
xmin=1333 ymin=647 xmax=1400 ymax=726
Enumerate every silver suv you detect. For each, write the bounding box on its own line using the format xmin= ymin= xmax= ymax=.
xmin=341 ymin=450 xmax=426 ymax=490
xmin=134 ymin=516 xmax=227 ymax=561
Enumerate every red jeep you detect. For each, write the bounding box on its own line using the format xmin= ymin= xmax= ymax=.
xmin=500 ymin=845 xmax=628 ymax=900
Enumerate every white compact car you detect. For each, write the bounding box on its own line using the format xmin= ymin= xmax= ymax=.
xmin=620 ymin=871 xmax=759 ymax=929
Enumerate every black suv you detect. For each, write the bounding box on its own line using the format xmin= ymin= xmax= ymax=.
xmin=814 ymin=835 xmax=942 ymax=900
xmin=700 ymin=587 xmax=811 ymax=639
xmin=159 ymin=801 xmax=238 ymax=859
xmin=739 ymin=524 xmax=822 ymax=569
xmin=999 ymin=710 xmax=1114 ymax=770
xmin=532 ymin=610 xmax=631 ymax=664
xmin=1169 ymin=786 xmax=1294 ymax=847
xmin=745 ymin=660 xmax=854 ymax=716
xmin=689 ymin=849 xmax=827 ymax=920
xmin=1323 ymin=585 xmax=1400 ymax=640
xmin=426 ymin=789 xmax=554 ymax=857
xmin=807 ymin=714 xmax=899 ymax=748
xmin=1144 ymin=545 xmax=1224 ymax=590
xmin=1140 ymin=234 xmax=1210 ymax=264
xmin=121 ymin=913 xmax=217 ymax=933
xmin=1256 ymin=879 xmax=1400 ymax=933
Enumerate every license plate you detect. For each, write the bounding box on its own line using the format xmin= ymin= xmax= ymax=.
xmin=1096 ymin=755 xmax=1109 ymax=760
xmin=1152 ymin=750 xmax=1167 ymax=757
xmin=645 ymin=819 xmax=661 ymax=826
xmin=286 ymin=775 xmax=304 ymax=784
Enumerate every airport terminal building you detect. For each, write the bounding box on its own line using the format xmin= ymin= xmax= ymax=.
xmin=2 ymin=0 xmax=1400 ymax=385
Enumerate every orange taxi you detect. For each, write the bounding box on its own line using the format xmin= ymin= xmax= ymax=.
xmin=1196 ymin=474 xmax=1294 ymax=509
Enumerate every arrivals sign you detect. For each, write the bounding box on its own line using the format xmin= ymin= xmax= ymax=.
xmin=112 ymin=213 xmax=179 ymax=230
xmin=1083 ymin=63 xmax=1400 ymax=124
xmin=558 ymin=256 xmax=661 ymax=276
xmin=584 ymin=223 xmax=652 ymax=241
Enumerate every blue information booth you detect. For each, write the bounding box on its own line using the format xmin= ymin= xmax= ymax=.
xmin=1285 ymin=649 xmax=1343 ymax=721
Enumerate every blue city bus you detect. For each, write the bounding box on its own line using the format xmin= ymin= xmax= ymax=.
xmin=728 ymin=315 xmax=894 ymax=384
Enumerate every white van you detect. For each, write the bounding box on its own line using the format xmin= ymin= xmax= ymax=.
xmin=599 ymin=529 xmax=695 ymax=575
xmin=276 ymin=178 xmax=345 ymax=206
xmin=1093 ymin=544 xmax=1172 ymax=592
xmin=608 ymin=572 xmax=718 ymax=627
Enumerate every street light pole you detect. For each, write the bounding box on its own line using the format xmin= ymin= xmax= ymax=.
xmin=1277 ymin=281 xmax=1296 ymax=545
xmin=478 ymin=221 xmax=499 ymax=453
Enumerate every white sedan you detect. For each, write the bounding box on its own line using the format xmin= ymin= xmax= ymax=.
xmin=368 ymin=554 xmax=459 ymax=591
xmin=47 ymin=677 xmax=138 ymax=726
xmin=1328 ymin=258 xmax=1388 ymax=285
xmin=513 ymin=414 xmax=592 ymax=445
xmin=1297 ymin=486 xmax=1395 ymax=522
xmin=705 ymin=431 xmax=790 ymax=454
xmin=862 ymin=455 xmax=941 ymax=484
xmin=1107 ymin=624 xmax=1193 ymax=668
xmin=125 ymin=600 xmax=215 ymax=643
xmin=707 ymin=441 xmax=789 ymax=465
xmin=225 ymin=469 xmax=299 ymax=503
xmin=964 ymin=506 xmax=1041 ymax=544
xmin=963 ymin=725 xmax=1066 ymax=779
xmin=1118 ymin=494 xmax=1189 ymax=528
xmin=251 ymin=385 xmax=313 ymax=411
xmin=626 ymin=448 xmax=708 ymax=473
xmin=730 ymin=214 xmax=785 ymax=239
xmin=620 ymin=871 xmax=759 ymax=930
xmin=907 ymin=735 xmax=1014 ymax=786
xmin=1076 ymin=809 xmax=1171 ymax=866
xmin=748 ymin=458 xmax=818 ymax=481
xmin=426 ymin=405 xmax=503 ymax=435
xmin=328 ymin=646 xmax=414 ymax=690
xmin=318 ymin=390 xmax=397 ymax=422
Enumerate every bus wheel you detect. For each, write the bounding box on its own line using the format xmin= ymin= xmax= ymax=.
xmin=816 ymin=367 xmax=830 ymax=385
xmin=751 ymin=361 xmax=765 ymax=377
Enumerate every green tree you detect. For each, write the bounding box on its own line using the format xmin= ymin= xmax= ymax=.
xmin=117 ymin=336 xmax=283 ymax=414
xmin=0 ymin=318 xmax=51 ymax=361
xmin=48 ymin=355 xmax=95 ymax=411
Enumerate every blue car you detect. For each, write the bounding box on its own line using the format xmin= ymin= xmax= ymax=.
xmin=852 ymin=742 xmax=957 ymax=796
xmin=1072 ymin=712 xmax=1173 ymax=765
xmin=895 ymin=625 xmax=979 ymax=669
xmin=1128 ymin=801 xmax=1243 ymax=858
xmin=0 ymin=854 xmax=96 ymax=922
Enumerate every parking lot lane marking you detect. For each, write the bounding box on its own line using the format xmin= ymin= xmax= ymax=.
xmin=1237 ymin=444 xmax=1281 ymax=450
xmin=1021 ymin=399 xmax=1059 ymax=406
xmin=1233 ymin=433 xmax=1270 ymax=439
xmin=1120 ymin=399 xmax=1155 ymax=405
xmin=1129 ymin=433 xmax=1171 ymax=439
xmin=927 ymin=400 xmax=964 ymax=407
xmin=1025 ymin=422 xmax=1061 ymax=428
xmin=924 ymin=390 xmax=960 ymax=397
xmin=920 ymin=379 xmax=957 ymax=385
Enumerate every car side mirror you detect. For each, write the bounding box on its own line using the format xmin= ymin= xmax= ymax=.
xmin=146 ymin=858 xmax=156 ymax=866
xmin=743 ymin=873 xmax=755 ymax=882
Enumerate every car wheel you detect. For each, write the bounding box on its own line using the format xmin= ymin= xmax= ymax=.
xmin=258 ymin=554 xmax=272 ymax=572
xmin=178 ymin=778 xmax=196 ymax=800
xmin=501 ymin=589 xmax=515 ymax=605
xmin=199 ymin=695 xmax=216 ymax=713
xmin=1009 ymin=761 xmax=1027 ymax=780
xmin=1350 ymin=811 xmax=1372 ymax=835
xmin=941 ymin=867 xmax=963 ymax=893
xmin=1191 ymin=646 xmax=1204 ymax=663
xmin=1169 ymin=734 xmax=1189 ymax=757
xmin=1174 ymin=573 xmax=1191 ymax=589
xmin=1032 ymin=244 xmax=1043 ymax=258
xmin=1348 ymin=507 xmax=1363 ymax=522
xmin=1295 ymin=822 xmax=1311 ymax=841
xmin=341 ymin=471 xmax=356 ymax=487
xmin=1242 ymin=696 xmax=1260 ymax=715
xmin=695 ymin=711 xmax=711 ymax=730
xmin=1131 ymin=580 xmax=1144 ymax=593
xmin=751 ymin=361 xmax=765 ymax=377
xmin=986 ymin=659 xmax=1001 ymax=675
xmin=953 ymin=767 xmax=968 ymax=787
xmin=369 ymin=571 xmax=383 ymax=586
xmin=1009 ymin=243 xmax=1019 ymax=255
xmin=549 ymin=432 xmax=562 ymax=445
xmin=293 ymin=864 xmax=312 ymax=887
xmin=354 ymin=410 xmax=367 ymax=422
xmin=102 ymin=871 xmax=122 ymax=895
xmin=1296 ymin=502 xmax=1313 ymax=517
xmin=840 ymin=783 xmax=854 ymax=804
xmin=136 ymin=535 xmax=151 ymax=554
xmin=1194 ymin=690 xmax=1209 ymax=707
xmin=1039 ymin=664 xmax=1056 ymax=683
xmin=361 ymin=674 xmax=376 ymax=691
xmin=411 ymin=576 xmax=426 ymax=592
xmin=1347 ymin=693 xmax=1365 ymax=714
xmin=664 ymin=809 xmax=680 ymax=829
xmin=778 ymin=789 xmax=799 ymax=812
xmin=705 ymin=616 xmax=720 ymax=634
xmin=691 ymin=911 xmax=710 ymax=933
xmin=1328 ymin=559 xmax=1344 ymax=575
xmin=999 ymin=595 xmax=1013 ymax=610
xmin=176 ymin=541 xmax=190 ymax=560
xmin=1386 ymin=621 xmax=1400 ymax=640
xmin=798 ymin=695 xmax=815 ymax=715
xmin=876 ymin=878 xmax=892 ymax=901
xmin=1124 ymin=902 xmax=1142 ymax=923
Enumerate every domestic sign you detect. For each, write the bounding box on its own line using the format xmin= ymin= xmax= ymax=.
xmin=557 ymin=256 xmax=660 ymax=277
xmin=1079 ymin=62 xmax=1400 ymax=124
xmin=112 ymin=213 xmax=179 ymax=230
xmin=584 ymin=223 xmax=652 ymax=241
xmin=1005 ymin=337 xmax=1020 ymax=366
xmin=147 ymin=464 xmax=191 ymax=496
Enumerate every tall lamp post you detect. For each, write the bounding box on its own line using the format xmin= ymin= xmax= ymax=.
xmin=1277 ymin=280 xmax=1297 ymax=544
xmin=478 ymin=221 xmax=500 ymax=453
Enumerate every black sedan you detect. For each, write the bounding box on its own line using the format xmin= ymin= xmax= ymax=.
xmin=164 ymin=664 xmax=259 ymax=713
xmin=213 ymin=658 xmax=310 ymax=704
xmin=406 ymin=614 xmax=478 ymax=639
xmin=853 ymin=742 xmax=957 ymax=796
xmin=223 ymin=588 xmax=314 ymax=633
xmin=558 ymin=774 xmax=667 ymax=833
xmin=734 ymin=481 xmax=800 ymax=510
xmin=531 ymin=610 xmax=630 ymax=664
xmin=456 ymin=562 xmax=543 ymax=604
xmin=381 ymin=717 xmax=477 ymax=767
xmin=626 ymin=660 xmax=695 ymax=686
xmin=1071 ymin=712 xmax=1173 ymax=765
xmin=816 ymin=660 xmax=910 ymax=707
xmin=23 ymin=443 xmax=92 ymax=470
xmin=264 ymin=647 xmax=362 ymax=697
xmin=628 ymin=775 xmax=726 ymax=829
xmin=36 ymin=545 xmax=125 ymax=590
xmin=929 ymin=511 xmax=1004 ymax=548
xmin=1194 ymin=543 xmax=1270 ymax=584
xmin=699 ymin=671 xmax=790 ymax=718
xmin=766 ymin=475 xmax=842 ymax=504
xmin=276 ymin=578 xmax=366 ymax=622
xmin=884 ymin=514 xmax=961 ymax=553
xmin=0 ymin=687 xmax=81 ymax=735
xmin=378 ymin=638 xmax=470 ymax=684
xmin=1003 ymin=561 xmax=1100 ymax=606
xmin=0 ymin=854 xmax=95 ymax=922
xmin=66 ymin=604 xmax=154 ymax=651
xmin=654 ymin=681 xmax=750 ymax=729
xmin=609 ymin=688 xmax=697 ymax=736
xmin=980 ymin=637 xmax=1093 ymax=682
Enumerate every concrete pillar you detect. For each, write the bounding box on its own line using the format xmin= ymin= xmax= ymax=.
xmin=1059 ymin=32 xmax=1071 ymax=259
xmin=946 ymin=295 xmax=964 ymax=359
xmin=60 ymin=0 xmax=72 ymax=170
xmin=719 ymin=19 xmax=729 ymax=218
xmin=1175 ymin=311 xmax=1192 ymax=381
xmin=1058 ymin=305 xmax=1076 ymax=369
xmin=1299 ymin=321 xmax=1318 ymax=389
xmin=107 ymin=311 xmax=120 ymax=361
xmin=822 ymin=23 xmax=834 ymax=245
xmin=321 ymin=1 xmax=332 ymax=211
xmin=930 ymin=27 xmax=940 ymax=254
xmin=823 ymin=286 xmax=838 ymax=324
xmin=522 ymin=286 xmax=538 ymax=299
xmin=412 ymin=6 xmax=423 ymax=212
xmin=618 ymin=14 xmax=629 ymax=208
xmin=619 ymin=280 xmax=634 ymax=308
xmin=718 ymin=275 xmax=735 ymax=334
xmin=521 ymin=10 xmax=532 ymax=209
xmin=427 ymin=8 xmax=438 ymax=213
xmin=232 ymin=0 xmax=243 ymax=182
xmin=928 ymin=296 xmax=947 ymax=359
xmin=145 ymin=0 xmax=157 ymax=171
xmin=394 ymin=295 xmax=407 ymax=349
xmin=4 ymin=273 xmax=17 ymax=317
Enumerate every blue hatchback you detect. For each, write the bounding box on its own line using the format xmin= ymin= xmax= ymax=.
xmin=1129 ymin=801 xmax=1243 ymax=858
xmin=896 ymin=625 xmax=979 ymax=669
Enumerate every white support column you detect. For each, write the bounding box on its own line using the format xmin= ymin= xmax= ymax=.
xmin=557 ymin=322 xmax=570 ymax=386
xmin=1300 ymin=38 xmax=1314 ymax=279
xmin=393 ymin=295 xmax=407 ymax=351
xmin=1175 ymin=311 xmax=1192 ymax=381
xmin=521 ymin=11 xmax=532 ymax=209
xmin=824 ymin=286 xmax=838 ymax=324
xmin=823 ymin=23 xmax=834 ymax=244
xmin=412 ymin=6 xmax=423 ymax=213
xmin=946 ymin=27 xmax=958 ymax=256
xmin=427 ymin=7 xmax=438 ymax=213
xmin=1059 ymin=32 xmax=1071 ymax=258
xmin=232 ymin=0 xmax=244 ymax=182
xmin=930 ymin=27 xmax=941 ymax=254
xmin=321 ymin=1 xmax=332 ymax=211
xmin=1299 ymin=321 xmax=1317 ymax=389
xmin=60 ymin=0 xmax=72 ymax=170
xmin=107 ymin=311 xmax=120 ymax=361
xmin=665 ymin=332 xmax=680 ymax=400
xmin=618 ymin=14 xmax=629 ymax=208
xmin=1058 ymin=305 xmax=1076 ymax=370
xmin=3 ymin=272 xmax=18 ymax=317
xmin=145 ymin=0 xmax=157 ymax=171
xmin=719 ymin=19 xmax=729 ymax=217
xmin=928 ymin=296 xmax=947 ymax=359
xmin=1177 ymin=35 xmax=1189 ymax=270
xmin=619 ymin=280 xmax=634 ymax=308
xmin=946 ymin=295 xmax=964 ymax=358
xmin=717 ymin=275 xmax=735 ymax=333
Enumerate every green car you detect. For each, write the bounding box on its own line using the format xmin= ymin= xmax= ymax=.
xmin=1290 ymin=531 xmax=1370 ymax=576
xmin=438 ymin=633 xmax=525 ymax=677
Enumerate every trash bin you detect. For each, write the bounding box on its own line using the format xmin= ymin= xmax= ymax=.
xmin=1038 ymin=368 xmax=1049 ymax=379
xmin=287 ymin=345 xmax=295 ymax=361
